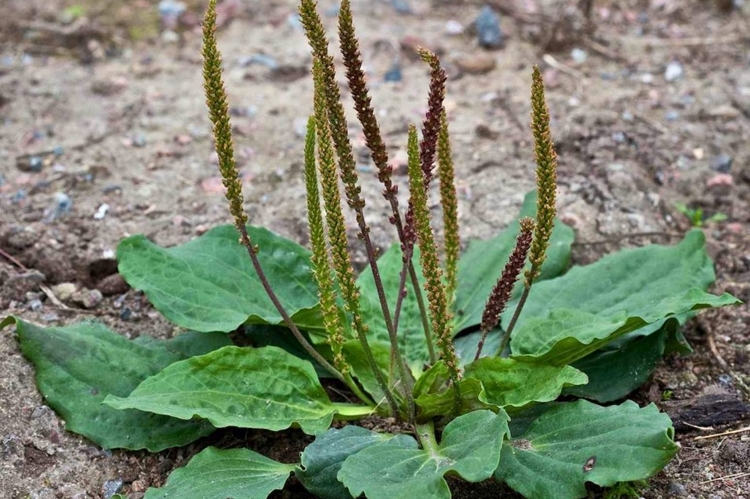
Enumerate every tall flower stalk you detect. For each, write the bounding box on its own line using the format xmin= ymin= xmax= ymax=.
xmin=299 ymin=0 xmax=414 ymax=402
xmin=500 ymin=65 xmax=558 ymax=354
xmin=201 ymin=0 xmax=343 ymax=382
xmin=311 ymin=59 xmax=400 ymax=417
xmin=406 ymin=125 xmax=461 ymax=412
xmin=337 ymin=0 xmax=429 ymax=382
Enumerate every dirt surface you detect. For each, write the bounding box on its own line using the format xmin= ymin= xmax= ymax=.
xmin=1 ymin=0 xmax=749 ymax=498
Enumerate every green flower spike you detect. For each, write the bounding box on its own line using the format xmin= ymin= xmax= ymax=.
xmin=311 ymin=59 xmax=399 ymax=418
xmin=502 ymin=66 xmax=559 ymax=348
xmin=437 ymin=110 xmax=460 ymax=305
xmin=406 ymin=124 xmax=461 ymax=412
xmin=202 ymin=0 xmax=343 ymax=381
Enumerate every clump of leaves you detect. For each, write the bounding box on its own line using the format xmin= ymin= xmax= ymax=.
xmin=1 ymin=1 xmax=741 ymax=498
xmin=674 ymin=201 xmax=728 ymax=227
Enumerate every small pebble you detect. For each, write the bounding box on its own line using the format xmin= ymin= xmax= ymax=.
xmin=113 ymin=294 xmax=127 ymax=309
xmin=445 ymin=20 xmax=464 ymax=35
xmin=161 ymin=30 xmax=180 ymax=43
xmin=474 ymin=5 xmax=503 ymax=49
xmin=667 ymin=482 xmax=687 ymax=496
xmin=664 ymin=110 xmax=680 ymax=121
xmin=72 ymin=289 xmax=104 ymax=309
xmin=28 ymin=298 xmax=43 ymax=311
xmin=384 ymin=63 xmax=403 ymax=82
xmin=390 ymin=0 xmax=412 ymax=14
xmin=51 ymin=282 xmax=77 ymax=301
xmin=718 ymin=374 xmax=733 ymax=387
xmin=158 ymin=0 xmax=186 ymax=19
xmin=98 ymin=274 xmax=128 ymax=296
xmin=709 ymin=154 xmax=732 ymax=173
xmin=94 ymin=203 xmax=110 ymax=220
xmin=238 ymin=54 xmax=278 ymax=70
xmin=119 ymin=307 xmax=133 ymax=321
xmin=570 ymin=48 xmax=588 ymax=64
xmin=665 ymin=61 xmax=684 ymax=82
xmin=45 ymin=192 xmax=72 ymax=222
xmin=132 ymin=134 xmax=147 ymax=147
xmin=102 ymin=479 xmax=124 ymax=499
xmin=455 ymin=54 xmax=496 ymax=75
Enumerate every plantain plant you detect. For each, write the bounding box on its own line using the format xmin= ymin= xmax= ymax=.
xmin=1 ymin=1 xmax=742 ymax=498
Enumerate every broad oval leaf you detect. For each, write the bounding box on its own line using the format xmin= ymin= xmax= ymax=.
xmin=296 ymin=426 xmax=395 ymax=499
xmin=339 ymin=410 xmax=509 ymax=499
xmin=453 ymin=190 xmax=574 ymax=333
xmin=464 ymin=357 xmax=587 ymax=409
xmin=508 ymin=230 xmax=741 ymax=365
xmin=0 ymin=317 xmax=223 ymax=451
xmin=563 ymin=320 xmax=672 ymax=402
xmin=495 ymin=400 xmax=678 ymax=499
xmin=117 ymin=225 xmax=323 ymax=333
xmin=105 ymin=345 xmax=337 ymax=434
xmin=143 ymin=446 xmax=295 ymax=499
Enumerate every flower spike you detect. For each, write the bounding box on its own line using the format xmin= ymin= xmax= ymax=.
xmin=476 ymin=217 xmax=534 ymax=360
xmin=202 ymin=0 xmax=343 ymax=382
xmin=437 ymin=110 xmax=460 ymax=304
xmin=406 ymin=124 xmax=461 ymax=411
xmin=501 ymin=66 xmax=559 ymax=351
xmin=202 ymin=0 xmax=245 ymax=232
xmin=303 ymin=118 xmax=348 ymax=374
xmin=526 ymin=65 xmax=558 ymax=285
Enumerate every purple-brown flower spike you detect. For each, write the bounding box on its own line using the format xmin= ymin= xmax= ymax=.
xmin=525 ymin=65 xmax=558 ymax=286
xmin=417 ymin=48 xmax=447 ymax=185
xmin=476 ymin=217 xmax=534 ymax=360
xmin=338 ymin=0 xmax=395 ymax=200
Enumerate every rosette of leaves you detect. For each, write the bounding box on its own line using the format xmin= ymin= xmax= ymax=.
xmin=1 ymin=1 xmax=741 ymax=498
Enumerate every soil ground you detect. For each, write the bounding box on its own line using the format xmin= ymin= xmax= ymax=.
xmin=1 ymin=0 xmax=749 ymax=498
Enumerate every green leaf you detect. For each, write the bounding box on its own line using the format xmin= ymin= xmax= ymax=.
xmin=339 ymin=410 xmax=509 ymax=499
xmin=563 ymin=321 xmax=672 ymax=402
xmin=143 ymin=446 xmax=295 ymax=499
xmin=465 ymin=358 xmax=587 ymax=409
xmin=495 ymin=400 xmax=678 ymax=499
xmin=413 ymin=362 xmax=494 ymax=420
xmin=105 ymin=345 xmax=336 ymax=434
xmin=357 ymin=244 xmax=430 ymax=367
xmin=0 ymin=317 xmax=222 ymax=451
xmin=454 ymin=191 xmax=574 ymax=333
xmin=297 ymin=426 xmax=394 ymax=499
xmin=508 ymin=230 xmax=741 ymax=365
xmin=117 ymin=225 xmax=323 ymax=333
xmin=343 ymin=340 xmax=393 ymax=405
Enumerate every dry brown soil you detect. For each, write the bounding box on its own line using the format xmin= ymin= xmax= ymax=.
xmin=1 ymin=0 xmax=749 ymax=498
